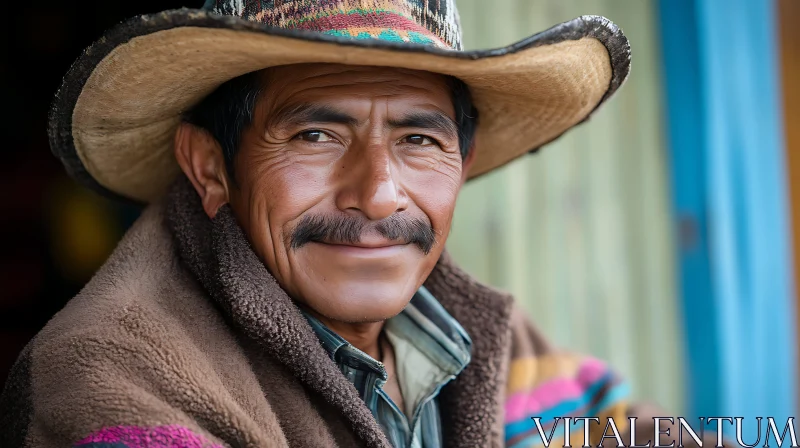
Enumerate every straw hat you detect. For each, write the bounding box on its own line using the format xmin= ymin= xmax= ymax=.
xmin=48 ymin=0 xmax=631 ymax=203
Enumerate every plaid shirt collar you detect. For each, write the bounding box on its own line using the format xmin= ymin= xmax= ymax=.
xmin=301 ymin=286 xmax=472 ymax=447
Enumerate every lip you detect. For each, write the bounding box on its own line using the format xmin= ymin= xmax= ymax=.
xmin=323 ymin=241 xmax=405 ymax=249
xmin=312 ymin=241 xmax=409 ymax=257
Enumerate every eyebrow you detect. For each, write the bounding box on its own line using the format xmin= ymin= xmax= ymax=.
xmin=388 ymin=111 xmax=459 ymax=138
xmin=269 ymin=103 xmax=458 ymax=138
xmin=270 ymin=103 xmax=359 ymax=128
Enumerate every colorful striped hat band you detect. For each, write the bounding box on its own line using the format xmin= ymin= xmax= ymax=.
xmin=202 ymin=0 xmax=461 ymax=49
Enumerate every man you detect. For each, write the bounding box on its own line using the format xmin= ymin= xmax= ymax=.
xmin=0 ymin=1 xmax=649 ymax=447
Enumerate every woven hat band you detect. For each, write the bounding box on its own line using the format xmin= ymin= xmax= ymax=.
xmin=204 ymin=0 xmax=462 ymax=49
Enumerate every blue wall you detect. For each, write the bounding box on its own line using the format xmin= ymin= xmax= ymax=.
xmin=658 ymin=0 xmax=796 ymax=435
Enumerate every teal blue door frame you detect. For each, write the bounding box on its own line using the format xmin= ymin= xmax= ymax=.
xmin=657 ymin=0 xmax=796 ymax=433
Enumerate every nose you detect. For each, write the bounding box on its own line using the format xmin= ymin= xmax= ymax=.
xmin=335 ymin=143 xmax=408 ymax=221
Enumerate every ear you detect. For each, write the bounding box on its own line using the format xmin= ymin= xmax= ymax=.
xmin=174 ymin=122 xmax=231 ymax=218
xmin=460 ymin=144 xmax=478 ymax=185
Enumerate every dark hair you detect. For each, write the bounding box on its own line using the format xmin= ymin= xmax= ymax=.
xmin=183 ymin=70 xmax=479 ymax=179
xmin=183 ymin=72 xmax=263 ymax=178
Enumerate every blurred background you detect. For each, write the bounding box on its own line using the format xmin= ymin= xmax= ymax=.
xmin=1 ymin=0 xmax=798 ymax=434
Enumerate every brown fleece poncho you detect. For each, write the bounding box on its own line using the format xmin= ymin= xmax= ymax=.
xmin=0 ymin=179 xmax=676 ymax=448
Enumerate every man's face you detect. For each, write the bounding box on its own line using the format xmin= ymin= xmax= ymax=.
xmin=194 ymin=64 xmax=471 ymax=323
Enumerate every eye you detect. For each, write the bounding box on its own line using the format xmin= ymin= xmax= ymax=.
xmin=401 ymin=135 xmax=437 ymax=146
xmin=295 ymin=130 xmax=335 ymax=143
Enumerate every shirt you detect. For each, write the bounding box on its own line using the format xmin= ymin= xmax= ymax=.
xmin=302 ymin=286 xmax=472 ymax=448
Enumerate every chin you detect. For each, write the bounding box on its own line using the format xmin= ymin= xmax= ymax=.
xmin=302 ymin=280 xmax=418 ymax=324
xmin=289 ymin=243 xmax=434 ymax=323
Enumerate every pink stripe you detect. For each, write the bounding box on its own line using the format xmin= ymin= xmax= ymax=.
xmin=504 ymin=358 xmax=611 ymax=422
xmin=575 ymin=357 xmax=608 ymax=385
xmin=75 ymin=425 xmax=223 ymax=448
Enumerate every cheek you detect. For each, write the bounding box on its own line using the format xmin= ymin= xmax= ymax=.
xmin=403 ymin=160 xmax=463 ymax=235
xmin=234 ymin=152 xmax=333 ymax=269
xmin=245 ymin=149 xmax=332 ymax=207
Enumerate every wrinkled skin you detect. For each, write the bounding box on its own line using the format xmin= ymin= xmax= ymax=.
xmin=175 ymin=63 xmax=475 ymax=358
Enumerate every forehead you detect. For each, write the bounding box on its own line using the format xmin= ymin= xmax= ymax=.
xmin=258 ymin=63 xmax=454 ymax=113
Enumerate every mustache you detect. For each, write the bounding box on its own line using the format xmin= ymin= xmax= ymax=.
xmin=289 ymin=214 xmax=437 ymax=254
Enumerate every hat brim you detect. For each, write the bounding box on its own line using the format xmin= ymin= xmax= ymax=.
xmin=48 ymin=9 xmax=630 ymax=203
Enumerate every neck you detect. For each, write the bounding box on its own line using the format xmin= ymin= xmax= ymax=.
xmin=305 ymin=307 xmax=385 ymax=360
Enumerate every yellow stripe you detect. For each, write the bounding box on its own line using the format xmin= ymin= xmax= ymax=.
xmin=506 ymin=354 xmax=583 ymax=395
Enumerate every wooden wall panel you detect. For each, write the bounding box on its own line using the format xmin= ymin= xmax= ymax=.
xmin=779 ymin=0 xmax=800 ymax=409
xmin=447 ymin=0 xmax=685 ymax=413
